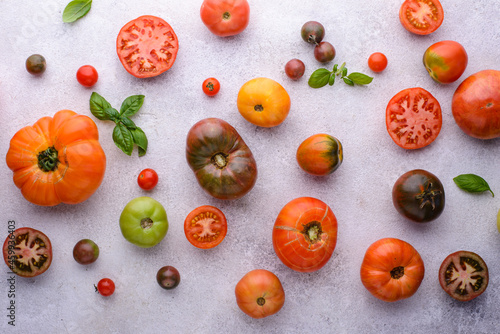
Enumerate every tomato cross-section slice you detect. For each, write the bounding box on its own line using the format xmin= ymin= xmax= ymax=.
xmin=184 ymin=206 xmax=227 ymax=249
xmin=399 ymin=0 xmax=444 ymax=35
xmin=386 ymin=87 xmax=442 ymax=150
xmin=116 ymin=15 xmax=179 ymax=78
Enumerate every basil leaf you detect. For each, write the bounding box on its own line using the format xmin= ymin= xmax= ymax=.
xmin=90 ymin=92 xmax=112 ymax=120
xmin=308 ymin=69 xmax=332 ymax=88
xmin=328 ymin=74 xmax=335 ymax=86
xmin=120 ymin=95 xmax=145 ymax=118
xmin=341 ymin=67 xmax=348 ymax=77
xmin=130 ymin=127 xmax=148 ymax=157
xmin=453 ymin=174 xmax=494 ymax=197
xmin=112 ymin=123 xmax=134 ymax=156
xmin=63 ymin=0 xmax=92 ymax=23
xmin=120 ymin=116 xmax=137 ymax=130
xmin=104 ymin=108 xmax=120 ymax=123
xmin=332 ymin=64 xmax=338 ymax=73
xmin=347 ymin=72 xmax=374 ymax=85
xmin=343 ymin=77 xmax=354 ymax=86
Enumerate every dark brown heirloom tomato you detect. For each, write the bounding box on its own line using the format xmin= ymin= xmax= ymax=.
xmin=186 ymin=118 xmax=258 ymax=200
xmin=2 ymin=227 xmax=52 ymax=277
xmin=392 ymin=169 xmax=445 ymax=223
xmin=439 ymin=251 xmax=488 ymax=302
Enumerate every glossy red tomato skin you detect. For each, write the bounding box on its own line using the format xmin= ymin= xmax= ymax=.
xmin=76 ymin=65 xmax=99 ymax=87
xmin=137 ymin=168 xmax=159 ymax=190
xmin=186 ymin=118 xmax=257 ymax=200
xmin=202 ymin=77 xmax=220 ymax=96
xmin=97 ymin=278 xmax=115 ymax=296
xmin=386 ymin=87 xmax=442 ymax=149
xmin=116 ymin=15 xmax=179 ymax=78
xmin=360 ymin=238 xmax=425 ymax=302
xmin=423 ymin=41 xmax=468 ymax=84
xmin=184 ymin=205 xmax=227 ymax=249
xmin=235 ymin=269 xmax=285 ymax=319
xmin=296 ymin=133 xmax=343 ymax=176
xmin=399 ymin=0 xmax=444 ymax=35
xmin=273 ymin=197 xmax=337 ymax=273
xmin=368 ymin=52 xmax=388 ymax=72
xmin=452 ymin=70 xmax=500 ymax=139
xmin=200 ymin=0 xmax=250 ymax=37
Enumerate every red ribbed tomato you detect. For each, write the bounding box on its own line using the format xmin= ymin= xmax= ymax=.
xmin=272 ymin=197 xmax=337 ymax=272
xmin=6 ymin=110 xmax=106 ymax=206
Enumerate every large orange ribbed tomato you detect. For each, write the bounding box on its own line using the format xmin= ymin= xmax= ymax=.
xmin=360 ymin=238 xmax=425 ymax=302
xmin=6 ymin=110 xmax=106 ymax=206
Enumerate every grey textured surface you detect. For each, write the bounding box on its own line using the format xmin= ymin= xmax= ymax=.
xmin=1 ymin=0 xmax=500 ymax=333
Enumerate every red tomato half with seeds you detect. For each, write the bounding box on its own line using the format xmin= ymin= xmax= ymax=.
xmin=184 ymin=205 xmax=227 ymax=249
xmin=116 ymin=15 xmax=179 ymax=78
xmin=272 ymin=197 xmax=337 ymax=273
xmin=200 ymin=0 xmax=250 ymax=37
xmin=386 ymin=87 xmax=442 ymax=150
xmin=399 ymin=0 xmax=444 ymax=35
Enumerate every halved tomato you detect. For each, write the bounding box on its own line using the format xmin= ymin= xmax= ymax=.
xmin=386 ymin=87 xmax=442 ymax=149
xmin=184 ymin=205 xmax=228 ymax=249
xmin=399 ymin=0 xmax=444 ymax=35
xmin=116 ymin=15 xmax=179 ymax=78
xmin=3 ymin=227 xmax=52 ymax=278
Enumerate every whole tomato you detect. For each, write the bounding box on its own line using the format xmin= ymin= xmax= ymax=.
xmin=360 ymin=238 xmax=425 ymax=302
xmin=273 ymin=197 xmax=337 ymax=272
xmin=235 ymin=269 xmax=285 ymax=319
xmin=296 ymin=133 xmax=343 ymax=176
xmin=186 ymin=118 xmax=257 ymax=200
xmin=200 ymin=0 xmax=250 ymax=37
xmin=423 ymin=40 xmax=468 ymax=84
xmin=237 ymin=77 xmax=291 ymax=127
xmin=452 ymin=70 xmax=500 ymax=139
xmin=5 ymin=110 xmax=106 ymax=206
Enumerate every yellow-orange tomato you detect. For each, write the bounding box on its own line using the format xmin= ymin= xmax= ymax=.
xmin=360 ymin=238 xmax=425 ymax=302
xmin=6 ymin=110 xmax=106 ymax=206
xmin=235 ymin=269 xmax=285 ymax=319
xmin=296 ymin=133 xmax=343 ymax=176
xmin=237 ymin=77 xmax=291 ymax=127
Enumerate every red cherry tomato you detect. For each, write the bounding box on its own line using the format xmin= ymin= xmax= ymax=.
xmin=202 ymin=78 xmax=220 ymax=96
xmin=97 ymin=278 xmax=115 ymax=296
xmin=137 ymin=168 xmax=159 ymax=190
xmin=368 ymin=52 xmax=388 ymax=72
xmin=76 ymin=65 xmax=99 ymax=87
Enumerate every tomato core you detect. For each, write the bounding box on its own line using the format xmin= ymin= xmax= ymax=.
xmin=254 ymin=105 xmax=264 ymax=112
xmin=37 ymin=146 xmax=59 ymax=172
xmin=223 ymin=11 xmax=231 ymax=20
xmin=211 ymin=152 xmax=228 ymax=169
xmin=390 ymin=266 xmax=405 ymax=279
xmin=140 ymin=217 xmax=154 ymax=229
xmin=257 ymin=297 xmax=266 ymax=306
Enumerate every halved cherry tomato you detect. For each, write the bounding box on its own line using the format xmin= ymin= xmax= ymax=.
xmin=200 ymin=0 xmax=250 ymax=37
xmin=202 ymin=77 xmax=220 ymax=96
xmin=399 ymin=0 xmax=444 ymax=35
xmin=386 ymin=87 xmax=442 ymax=150
xmin=116 ymin=15 xmax=179 ymax=78
xmin=184 ymin=205 xmax=227 ymax=249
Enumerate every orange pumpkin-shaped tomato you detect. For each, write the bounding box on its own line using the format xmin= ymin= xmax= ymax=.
xmin=6 ymin=110 xmax=106 ymax=206
xmin=237 ymin=77 xmax=291 ymax=127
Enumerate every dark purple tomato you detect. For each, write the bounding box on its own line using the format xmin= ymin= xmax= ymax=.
xmin=156 ymin=266 xmax=180 ymax=290
xmin=314 ymin=42 xmax=336 ymax=63
xmin=26 ymin=54 xmax=46 ymax=75
xmin=392 ymin=169 xmax=445 ymax=223
xmin=301 ymin=21 xmax=325 ymax=45
xmin=73 ymin=239 xmax=100 ymax=265
xmin=285 ymin=59 xmax=305 ymax=80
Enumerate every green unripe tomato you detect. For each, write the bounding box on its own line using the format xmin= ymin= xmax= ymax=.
xmin=119 ymin=196 xmax=169 ymax=248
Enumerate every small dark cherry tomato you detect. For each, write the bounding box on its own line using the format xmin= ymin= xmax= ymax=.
xmin=156 ymin=266 xmax=181 ymax=290
xmin=73 ymin=239 xmax=99 ymax=265
xmin=314 ymin=42 xmax=336 ymax=63
xmin=392 ymin=169 xmax=445 ymax=223
xmin=137 ymin=168 xmax=159 ymax=190
xmin=368 ymin=52 xmax=388 ymax=72
xmin=301 ymin=21 xmax=325 ymax=45
xmin=97 ymin=278 xmax=115 ymax=296
xmin=202 ymin=77 xmax=220 ymax=96
xmin=26 ymin=54 xmax=46 ymax=75
xmin=285 ymin=59 xmax=305 ymax=81
xmin=76 ymin=65 xmax=99 ymax=87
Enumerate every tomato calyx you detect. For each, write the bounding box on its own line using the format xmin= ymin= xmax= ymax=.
xmin=390 ymin=266 xmax=405 ymax=279
xmin=303 ymin=221 xmax=323 ymax=244
xmin=37 ymin=146 xmax=59 ymax=172
xmin=256 ymin=297 xmax=266 ymax=306
xmin=254 ymin=104 xmax=264 ymax=112
xmin=211 ymin=152 xmax=229 ymax=169
xmin=415 ymin=181 xmax=442 ymax=210
xmin=140 ymin=217 xmax=154 ymax=229
xmin=223 ymin=11 xmax=231 ymax=20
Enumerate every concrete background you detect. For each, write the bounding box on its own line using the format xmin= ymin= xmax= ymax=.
xmin=1 ymin=0 xmax=500 ymax=333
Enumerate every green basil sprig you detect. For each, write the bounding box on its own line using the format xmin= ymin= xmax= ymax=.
xmin=90 ymin=93 xmax=148 ymax=157
xmin=308 ymin=62 xmax=373 ymax=88
xmin=453 ymin=174 xmax=494 ymax=197
xmin=63 ymin=0 xmax=92 ymax=23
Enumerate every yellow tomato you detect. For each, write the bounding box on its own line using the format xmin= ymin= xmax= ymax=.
xmin=237 ymin=77 xmax=291 ymax=127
